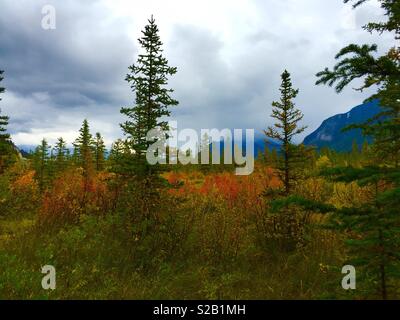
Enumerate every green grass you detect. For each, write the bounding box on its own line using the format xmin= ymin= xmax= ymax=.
xmin=0 ymin=212 xmax=347 ymax=300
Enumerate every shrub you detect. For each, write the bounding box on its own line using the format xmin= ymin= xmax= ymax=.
xmin=39 ymin=169 xmax=112 ymax=227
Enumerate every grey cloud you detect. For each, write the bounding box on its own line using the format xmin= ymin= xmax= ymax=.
xmin=1 ymin=0 xmax=135 ymax=107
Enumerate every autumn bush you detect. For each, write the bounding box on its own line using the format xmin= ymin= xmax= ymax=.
xmin=39 ymin=169 xmax=112 ymax=227
xmin=0 ymin=163 xmax=39 ymax=217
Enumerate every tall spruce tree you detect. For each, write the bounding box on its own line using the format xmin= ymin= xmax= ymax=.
xmin=73 ymin=120 xmax=96 ymax=214
xmin=74 ymin=119 xmax=94 ymax=194
xmin=33 ymin=139 xmax=50 ymax=192
xmin=0 ymin=70 xmax=12 ymax=174
xmin=109 ymin=138 xmax=127 ymax=174
xmin=264 ymin=70 xmax=307 ymax=195
xmin=121 ymin=15 xmax=178 ymax=178
xmin=94 ymin=132 xmax=106 ymax=171
xmin=0 ymin=71 xmax=8 ymax=142
xmin=54 ymin=137 xmax=68 ymax=172
xmin=313 ymin=0 xmax=400 ymax=299
xmin=73 ymin=119 xmax=95 ymax=177
xmin=119 ymin=16 xmax=178 ymax=223
xmin=0 ymin=113 xmax=12 ymax=174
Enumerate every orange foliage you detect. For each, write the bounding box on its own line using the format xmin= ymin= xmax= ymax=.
xmin=165 ymin=171 xmax=198 ymax=197
xmin=11 ymin=170 xmax=38 ymax=194
xmin=39 ymin=169 xmax=112 ymax=226
xmin=8 ymin=170 xmax=40 ymax=211
xmin=164 ymin=166 xmax=282 ymax=211
xmin=165 ymin=171 xmax=183 ymax=186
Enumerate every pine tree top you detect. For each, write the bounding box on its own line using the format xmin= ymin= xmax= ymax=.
xmin=265 ymin=70 xmax=307 ymax=144
xmin=74 ymin=119 xmax=94 ymax=147
xmin=0 ymin=70 xmax=5 ymax=98
xmin=0 ymin=70 xmax=10 ymax=141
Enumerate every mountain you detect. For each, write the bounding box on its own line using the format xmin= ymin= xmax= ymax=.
xmin=255 ymin=136 xmax=281 ymax=155
xmin=216 ymin=134 xmax=281 ymax=158
xmin=18 ymin=148 xmax=31 ymax=158
xmin=16 ymin=145 xmax=35 ymax=154
xmin=303 ymin=100 xmax=380 ymax=152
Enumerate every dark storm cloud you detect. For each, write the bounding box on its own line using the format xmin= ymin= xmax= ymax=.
xmin=0 ymin=0 xmax=140 ymax=145
xmin=1 ymin=0 xmax=135 ymax=108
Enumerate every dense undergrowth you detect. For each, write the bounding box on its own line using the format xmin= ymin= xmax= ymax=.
xmin=0 ymin=157 xmax=377 ymax=300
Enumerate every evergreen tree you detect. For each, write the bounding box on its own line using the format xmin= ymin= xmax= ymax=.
xmin=264 ymin=70 xmax=307 ymax=195
xmin=109 ymin=139 xmax=125 ymax=164
xmin=0 ymin=71 xmax=8 ymax=142
xmin=0 ymin=70 xmax=13 ymax=173
xmin=54 ymin=137 xmax=68 ymax=172
xmin=108 ymin=139 xmax=130 ymax=211
xmin=71 ymin=145 xmax=79 ymax=166
xmin=119 ymin=16 xmax=178 ymax=222
xmin=198 ymin=133 xmax=212 ymax=174
xmin=319 ymin=166 xmax=400 ymax=299
xmin=109 ymin=139 xmax=133 ymax=175
xmin=73 ymin=120 xmax=96 ymax=215
xmin=314 ymin=0 xmax=400 ymax=299
xmin=33 ymin=139 xmax=50 ymax=192
xmin=120 ymin=15 xmax=178 ymax=178
xmin=94 ymin=132 xmax=106 ymax=171
xmin=73 ymin=119 xmax=95 ymax=178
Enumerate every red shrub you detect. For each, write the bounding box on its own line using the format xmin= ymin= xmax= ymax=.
xmin=39 ymin=169 xmax=112 ymax=226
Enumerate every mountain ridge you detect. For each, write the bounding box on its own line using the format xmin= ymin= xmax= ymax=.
xmin=303 ymin=100 xmax=380 ymax=152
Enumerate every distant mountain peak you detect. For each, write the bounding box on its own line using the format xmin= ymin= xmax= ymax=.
xmin=303 ymin=100 xmax=380 ymax=152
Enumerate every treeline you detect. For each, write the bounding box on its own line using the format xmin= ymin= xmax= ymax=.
xmin=25 ymin=120 xmax=106 ymax=192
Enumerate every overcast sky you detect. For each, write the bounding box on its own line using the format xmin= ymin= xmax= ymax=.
xmin=0 ymin=0 xmax=391 ymax=149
